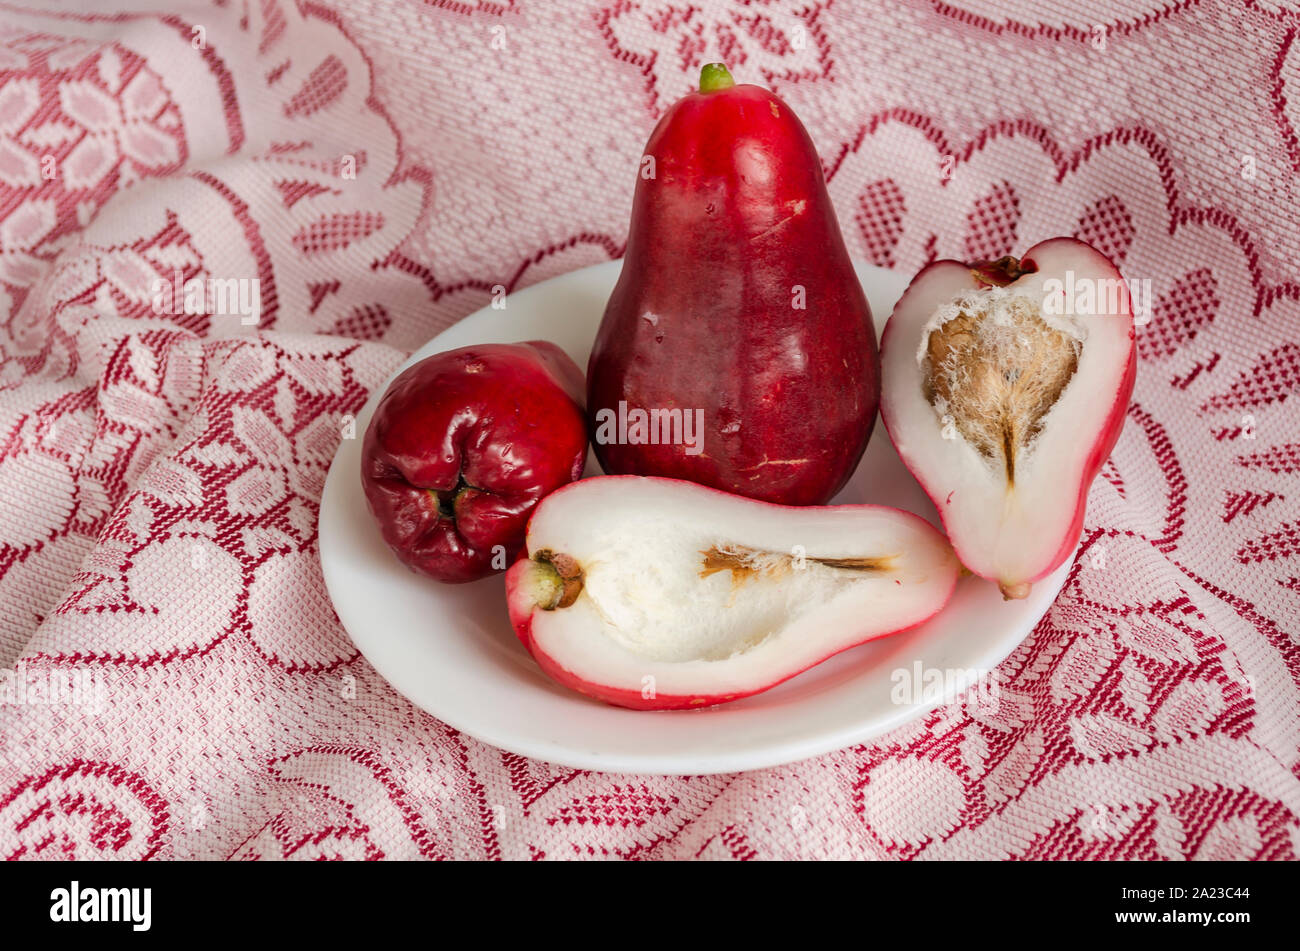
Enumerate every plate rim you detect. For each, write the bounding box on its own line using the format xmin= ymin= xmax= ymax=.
xmin=318 ymin=258 xmax=1070 ymax=774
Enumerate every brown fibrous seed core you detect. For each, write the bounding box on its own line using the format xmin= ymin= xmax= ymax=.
xmin=699 ymin=544 xmax=895 ymax=586
xmin=923 ymin=298 xmax=1079 ymax=486
xmin=534 ymin=549 xmax=584 ymax=609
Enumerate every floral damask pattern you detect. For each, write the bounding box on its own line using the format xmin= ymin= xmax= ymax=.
xmin=0 ymin=0 xmax=1296 ymax=860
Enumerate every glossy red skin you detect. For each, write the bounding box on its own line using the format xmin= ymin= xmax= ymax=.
xmin=879 ymin=237 xmax=1137 ymax=589
xmin=504 ymin=475 xmax=958 ymax=711
xmin=587 ymin=82 xmax=878 ymax=506
xmin=361 ymin=341 xmax=587 ymax=583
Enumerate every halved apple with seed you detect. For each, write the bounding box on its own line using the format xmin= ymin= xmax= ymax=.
xmin=880 ymin=237 xmax=1136 ymax=601
xmin=505 ymin=476 xmax=959 ymax=710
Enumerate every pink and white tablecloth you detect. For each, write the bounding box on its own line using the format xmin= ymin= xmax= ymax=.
xmin=0 ymin=0 xmax=1297 ymax=860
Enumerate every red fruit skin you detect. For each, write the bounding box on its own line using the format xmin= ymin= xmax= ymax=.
xmin=361 ymin=341 xmax=587 ymax=584
xmin=879 ymin=237 xmax=1137 ymax=589
xmin=503 ymin=476 xmax=958 ymax=711
xmin=588 ymin=82 xmax=878 ymax=506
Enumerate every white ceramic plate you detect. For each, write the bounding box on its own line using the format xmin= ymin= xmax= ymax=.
xmin=318 ymin=260 xmax=1070 ymax=775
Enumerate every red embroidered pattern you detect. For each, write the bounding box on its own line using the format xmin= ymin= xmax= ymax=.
xmin=0 ymin=0 xmax=1295 ymax=860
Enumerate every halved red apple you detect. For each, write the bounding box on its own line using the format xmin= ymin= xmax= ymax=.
xmin=880 ymin=237 xmax=1136 ymax=600
xmin=505 ymin=476 xmax=959 ymax=710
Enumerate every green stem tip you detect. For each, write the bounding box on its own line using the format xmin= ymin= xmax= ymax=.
xmin=699 ymin=63 xmax=735 ymax=93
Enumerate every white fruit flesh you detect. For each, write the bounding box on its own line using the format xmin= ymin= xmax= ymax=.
xmin=882 ymin=240 xmax=1133 ymax=593
xmin=518 ymin=477 xmax=958 ymax=698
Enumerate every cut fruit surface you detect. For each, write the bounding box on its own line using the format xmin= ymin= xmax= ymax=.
xmin=880 ymin=237 xmax=1136 ymax=600
xmin=505 ymin=476 xmax=959 ymax=710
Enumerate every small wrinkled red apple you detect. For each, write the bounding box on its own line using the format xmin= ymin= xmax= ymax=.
xmin=505 ymin=476 xmax=959 ymax=710
xmin=880 ymin=237 xmax=1136 ymax=600
xmin=361 ymin=341 xmax=587 ymax=583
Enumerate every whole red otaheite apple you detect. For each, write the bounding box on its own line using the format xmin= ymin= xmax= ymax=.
xmin=361 ymin=341 xmax=588 ymax=583
xmin=587 ymin=63 xmax=878 ymax=506
xmin=505 ymin=476 xmax=959 ymax=710
xmin=880 ymin=238 xmax=1137 ymax=600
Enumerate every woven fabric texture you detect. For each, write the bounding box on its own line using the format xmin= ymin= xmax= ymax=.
xmin=0 ymin=0 xmax=1297 ymax=859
